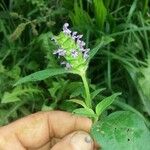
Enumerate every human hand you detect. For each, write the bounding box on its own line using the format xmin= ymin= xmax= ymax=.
xmin=0 ymin=111 xmax=96 ymax=150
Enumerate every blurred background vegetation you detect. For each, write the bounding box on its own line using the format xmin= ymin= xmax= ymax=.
xmin=0 ymin=0 xmax=150 ymax=127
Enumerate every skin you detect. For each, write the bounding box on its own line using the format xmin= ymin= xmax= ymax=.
xmin=0 ymin=111 xmax=98 ymax=150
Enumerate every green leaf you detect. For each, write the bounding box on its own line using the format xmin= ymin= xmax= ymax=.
xmin=91 ymin=111 xmax=150 ymax=150
xmin=96 ymin=93 xmax=121 ymax=116
xmin=73 ymin=108 xmax=97 ymax=118
xmin=1 ymin=86 xmax=39 ymax=103
xmin=70 ymin=86 xmax=84 ymax=98
xmin=70 ymin=2 xmax=93 ymax=32
xmin=89 ymin=36 xmax=114 ymax=60
xmin=91 ymin=88 xmax=105 ymax=100
xmin=69 ymin=99 xmax=87 ymax=108
xmin=48 ymin=81 xmax=61 ymax=99
xmin=14 ymin=68 xmax=69 ymax=86
xmin=2 ymin=92 xmax=20 ymax=103
xmin=93 ymin=0 xmax=107 ymax=30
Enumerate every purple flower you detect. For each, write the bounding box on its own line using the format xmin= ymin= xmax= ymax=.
xmin=80 ymin=41 xmax=86 ymax=47
xmin=61 ymin=61 xmax=72 ymax=69
xmin=72 ymin=32 xmax=77 ymax=40
xmin=63 ymin=23 xmax=71 ymax=35
xmin=66 ymin=62 xmax=72 ymax=69
xmin=83 ymin=50 xmax=89 ymax=59
xmin=51 ymin=36 xmax=57 ymax=43
xmin=60 ymin=61 xmax=66 ymax=65
xmin=77 ymin=39 xmax=85 ymax=50
xmin=63 ymin=23 xmax=69 ymax=28
xmin=77 ymin=39 xmax=82 ymax=45
xmin=71 ymin=49 xmax=78 ymax=58
xmin=84 ymin=48 xmax=90 ymax=52
xmin=77 ymin=35 xmax=83 ymax=39
xmin=53 ymin=49 xmax=66 ymax=57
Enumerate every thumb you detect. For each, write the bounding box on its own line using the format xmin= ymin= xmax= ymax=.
xmin=51 ymin=131 xmax=94 ymax=150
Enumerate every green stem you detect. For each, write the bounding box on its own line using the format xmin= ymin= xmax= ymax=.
xmin=80 ymin=72 xmax=92 ymax=108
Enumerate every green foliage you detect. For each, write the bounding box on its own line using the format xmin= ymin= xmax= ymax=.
xmin=138 ymin=56 xmax=150 ymax=99
xmin=10 ymin=23 xmax=29 ymax=41
xmin=89 ymin=36 xmax=114 ymax=60
xmin=95 ymin=93 xmax=121 ymax=117
xmin=73 ymin=108 xmax=97 ymax=118
xmin=70 ymin=1 xmax=93 ymax=32
xmin=93 ymin=0 xmax=107 ymax=30
xmin=0 ymin=0 xmax=150 ymax=148
xmin=14 ymin=68 xmax=70 ymax=85
xmin=2 ymin=86 xmax=40 ymax=103
xmin=91 ymin=111 xmax=150 ymax=150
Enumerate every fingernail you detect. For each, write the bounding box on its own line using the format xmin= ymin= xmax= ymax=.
xmin=70 ymin=131 xmax=93 ymax=150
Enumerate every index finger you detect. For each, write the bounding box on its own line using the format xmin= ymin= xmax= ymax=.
xmin=0 ymin=111 xmax=92 ymax=149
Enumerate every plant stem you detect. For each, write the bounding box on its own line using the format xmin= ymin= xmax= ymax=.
xmin=80 ymin=71 xmax=92 ymax=108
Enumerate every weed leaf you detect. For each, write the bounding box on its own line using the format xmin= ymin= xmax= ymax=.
xmin=69 ymin=99 xmax=87 ymax=108
xmin=89 ymin=36 xmax=114 ymax=60
xmin=91 ymin=88 xmax=105 ymax=100
xmin=91 ymin=111 xmax=150 ymax=150
xmin=73 ymin=108 xmax=97 ymax=118
xmin=1 ymin=86 xmax=40 ymax=103
xmin=14 ymin=68 xmax=69 ymax=86
xmin=93 ymin=0 xmax=107 ymax=30
xmin=96 ymin=93 xmax=121 ymax=116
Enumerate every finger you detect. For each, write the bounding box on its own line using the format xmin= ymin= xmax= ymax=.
xmin=0 ymin=111 xmax=92 ymax=149
xmin=29 ymin=138 xmax=61 ymax=150
xmin=0 ymin=132 xmax=26 ymax=150
xmin=51 ymin=131 xmax=94 ymax=150
xmin=29 ymin=142 xmax=51 ymax=150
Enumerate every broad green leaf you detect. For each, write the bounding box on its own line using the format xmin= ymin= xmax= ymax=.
xmin=91 ymin=88 xmax=105 ymax=100
xmin=73 ymin=108 xmax=97 ymax=118
xmin=96 ymin=93 xmax=121 ymax=116
xmin=14 ymin=68 xmax=69 ymax=86
xmin=89 ymin=36 xmax=114 ymax=60
xmin=69 ymin=99 xmax=87 ymax=108
xmin=91 ymin=111 xmax=150 ymax=150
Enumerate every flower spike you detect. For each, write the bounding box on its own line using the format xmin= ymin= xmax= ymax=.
xmin=52 ymin=23 xmax=90 ymax=72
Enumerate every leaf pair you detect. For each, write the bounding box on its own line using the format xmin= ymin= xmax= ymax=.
xmin=70 ymin=93 xmax=121 ymax=120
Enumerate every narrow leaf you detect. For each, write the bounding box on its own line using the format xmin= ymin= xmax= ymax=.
xmin=73 ymin=108 xmax=97 ymax=118
xmin=89 ymin=36 xmax=114 ymax=60
xmin=14 ymin=68 xmax=69 ymax=86
xmin=2 ymin=92 xmax=20 ymax=103
xmin=96 ymin=93 xmax=121 ymax=116
xmin=69 ymin=99 xmax=87 ymax=108
xmin=93 ymin=0 xmax=107 ymax=30
xmin=91 ymin=88 xmax=105 ymax=100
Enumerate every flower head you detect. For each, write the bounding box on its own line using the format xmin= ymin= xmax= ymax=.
xmin=52 ymin=23 xmax=90 ymax=72
xmin=53 ymin=49 xmax=66 ymax=57
xmin=63 ymin=23 xmax=72 ymax=35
